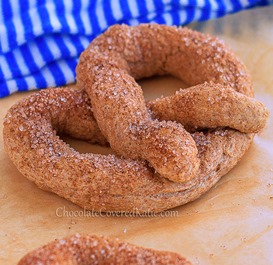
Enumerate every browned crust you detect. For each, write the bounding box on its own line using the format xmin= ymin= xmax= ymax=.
xmin=3 ymin=24 xmax=269 ymax=213
xmin=17 ymin=234 xmax=191 ymax=265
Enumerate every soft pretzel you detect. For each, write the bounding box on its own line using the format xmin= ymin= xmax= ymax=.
xmin=76 ymin=24 xmax=258 ymax=183
xmin=3 ymin=24 xmax=269 ymax=213
xmin=17 ymin=234 xmax=191 ymax=265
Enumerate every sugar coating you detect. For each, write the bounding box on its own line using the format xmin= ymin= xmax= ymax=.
xmin=3 ymin=24 xmax=267 ymax=213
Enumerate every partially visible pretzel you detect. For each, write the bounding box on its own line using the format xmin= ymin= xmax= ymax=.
xmin=18 ymin=234 xmax=191 ymax=265
xmin=76 ymin=24 xmax=262 ymax=183
xmin=3 ymin=24 xmax=269 ymax=213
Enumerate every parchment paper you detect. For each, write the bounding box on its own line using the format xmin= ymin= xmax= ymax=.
xmin=0 ymin=7 xmax=273 ymax=265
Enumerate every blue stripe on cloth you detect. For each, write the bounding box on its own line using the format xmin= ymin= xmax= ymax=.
xmin=119 ymin=0 xmax=133 ymax=21
xmin=72 ymin=1 xmax=86 ymax=34
xmin=66 ymin=57 xmax=78 ymax=77
xmin=1 ymin=0 xmax=273 ymax=97
xmin=136 ymin=1 xmax=149 ymax=17
xmin=1 ymin=1 xmax=16 ymax=53
xmin=102 ymin=0 xmax=116 ymax=25
xmin=16 ymin=77 xmax=29 ymax=92
xmin=0 ymin=67 xmax=10 ymax=97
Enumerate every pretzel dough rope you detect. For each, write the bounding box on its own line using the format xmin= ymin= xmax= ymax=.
xmin=148 ymin=82 xmax=268 ymax=133
xmin=3 ymin=85 xmax=266 ymax=213
xmin=76 ymin=23 xmax=262 ymax=183
xmin=17 ymin=234 xmax=191 ymax=265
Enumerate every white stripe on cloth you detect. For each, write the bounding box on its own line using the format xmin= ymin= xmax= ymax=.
xmin=80 ymin=0 xmax=93 ymax=34
xmin=95 ymin=2 xmax=108 ymax=30
xmin=128 ymin=0 xmax=139 ymax=18
xmin=0 ymin=55 xmax=13 ymax=79
xmin=64 ymin=1 xmax=78 ymax=33
xmin=40 ymin=65 xmax=56 ymax=87
xmin=110 ymin=0 xmax=123 ymax=20
xmin=46 ymin=2 xmax=62 ymax=32
xmin=6 ymin=79 xmax=18 ymax=94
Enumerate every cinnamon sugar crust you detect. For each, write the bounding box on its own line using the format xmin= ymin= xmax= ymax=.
xmin=3 ymin=24 xmax=269 ymax=213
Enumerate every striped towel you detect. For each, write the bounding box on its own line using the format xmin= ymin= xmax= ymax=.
xmin=0 ymin=0 xmax=272 ymax=98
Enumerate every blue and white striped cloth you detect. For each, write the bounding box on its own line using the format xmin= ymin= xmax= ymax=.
xmin=0 ymin=0 xmax=272 ymax=98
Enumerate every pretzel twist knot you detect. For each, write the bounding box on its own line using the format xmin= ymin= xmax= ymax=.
xmin=76 ymin=24 xmax=268 ymax=183
xmin=4 ymin=24 xmax=269 ymax=213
